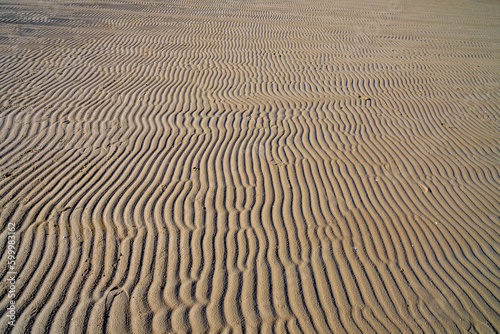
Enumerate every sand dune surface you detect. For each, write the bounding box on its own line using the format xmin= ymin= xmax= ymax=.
xmin=0 ymin=0 xmax=499 ymax=332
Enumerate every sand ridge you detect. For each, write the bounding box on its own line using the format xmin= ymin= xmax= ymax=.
xmin=0 ymin=0 xmax=499 ymax=332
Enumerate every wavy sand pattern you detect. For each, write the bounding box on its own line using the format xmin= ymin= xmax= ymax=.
xmin=0 ymin=0 xmax=499 ymax=332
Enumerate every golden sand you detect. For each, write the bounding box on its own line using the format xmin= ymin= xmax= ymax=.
xmin=0 ymin=0 xmax=499 ymax=332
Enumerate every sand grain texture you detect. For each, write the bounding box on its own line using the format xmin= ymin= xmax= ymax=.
xmin=0 ymin=0 xmax=499 ymax=333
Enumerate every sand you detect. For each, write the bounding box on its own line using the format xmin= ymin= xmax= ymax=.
xmin=0 ymin=0 xmax=499 ymax=332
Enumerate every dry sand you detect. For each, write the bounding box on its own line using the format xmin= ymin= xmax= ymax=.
xmin=0 ymin=0 xmax=499 ymax=332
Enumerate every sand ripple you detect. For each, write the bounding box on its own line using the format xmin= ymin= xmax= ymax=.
xmin=0 ymin=0 xmax=499 ymax=332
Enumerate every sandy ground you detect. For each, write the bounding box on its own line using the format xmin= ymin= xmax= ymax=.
xmin=0 ymin=0 xmax=499 ymax=332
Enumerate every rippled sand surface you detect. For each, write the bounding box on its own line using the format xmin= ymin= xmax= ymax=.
xmin=1 ymin=0 xmax=499 ymax=332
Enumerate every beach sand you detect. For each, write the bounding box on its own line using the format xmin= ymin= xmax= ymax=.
xmin=0 ymin=0 xmax=499 ymax=332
